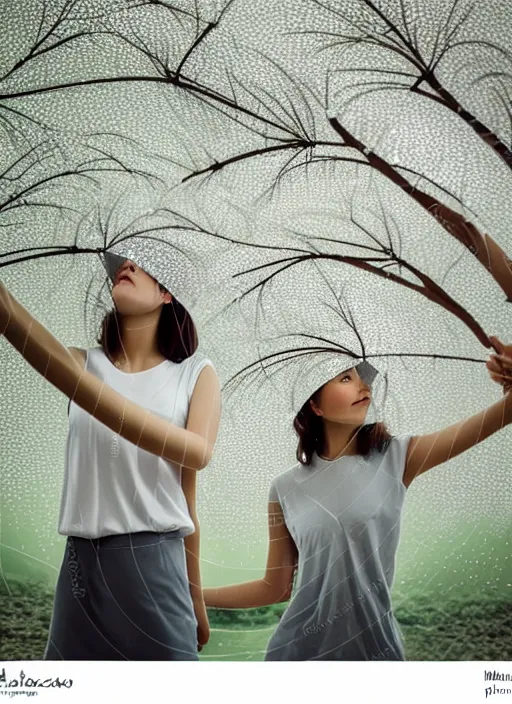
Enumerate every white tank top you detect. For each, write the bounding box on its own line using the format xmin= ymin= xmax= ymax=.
xmin=57 ymin=346 xmax=214 ymax=539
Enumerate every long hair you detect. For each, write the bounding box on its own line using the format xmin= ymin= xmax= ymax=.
xmin=97 ymin=281 xmax=198 ymax=364
xmin=293 ymin=385 xmax=392 ymax=466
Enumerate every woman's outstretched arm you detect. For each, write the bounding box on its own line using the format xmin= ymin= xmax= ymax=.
xmin=203 ymin=500 xmax=298 ymax=609
xmin=0 ymin=281 xmax=221 ymax=471
xmin=403 ymin=338 xmax=512 ymax=487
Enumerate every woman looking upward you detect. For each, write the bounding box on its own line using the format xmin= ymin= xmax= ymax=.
xmin=0 ymin=250 xmax=221 ymax=661
xmin=203 ymin=344 xmax=511 ymax=661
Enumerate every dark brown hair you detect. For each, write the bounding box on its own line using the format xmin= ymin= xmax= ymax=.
xmin=97 ymin=282 xmax=198 ymax=364
xmin=294 ymin=384 xmax=392 ymax=466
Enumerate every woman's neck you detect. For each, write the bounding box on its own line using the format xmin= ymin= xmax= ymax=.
xmin=319 ymin=422 xmax=360 ymax=460
xmin=112 ymin=312 xmax=164 ymax=371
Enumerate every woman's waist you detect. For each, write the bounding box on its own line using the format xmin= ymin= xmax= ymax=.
xmin=293 ymin=556 xmax=393 ymax=601
xmin=281 ymin=572 xmax=394 ymax=631
xmin=59 ymin=515 xmax=195 ymax=540
xmin=58 ymin=486 xmax=195 ymax=538
xmin=66 ymin=528 xmax=183 ymax=548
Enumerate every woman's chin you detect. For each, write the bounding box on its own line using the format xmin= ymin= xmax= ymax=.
xmin=112 ymin=291 xmax=138 ymax=311
xmin=113 ymin=298 xmax=158 ymax=317
xmin=333 ymin=416 xmax=366 ymax=427
xmin=112 ymin=301 xmax=139 ymax=316
xmin=348 ymin=410 xmax=369 ymax=424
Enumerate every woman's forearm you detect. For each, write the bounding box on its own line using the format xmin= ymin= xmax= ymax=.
xmin=184 ymin=519 xmax=203 ymax=603
xmin=71 ymin=370 xmax=209 ymax=470
xmin=452 ymin=389 xmax=512 ymax=455
xmin=406 ymin=387 xmax=512 ymax=480
xmin=203 ymin=579 xmax=284 ymax=609
xmin=1 ymin=284 xmax=211 ymax=470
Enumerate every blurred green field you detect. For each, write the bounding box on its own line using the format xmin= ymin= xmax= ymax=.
xmin=1 ymin=515 xmax=510 ymax=660
xmin=0 ymin=577 xmax=510 ymax=661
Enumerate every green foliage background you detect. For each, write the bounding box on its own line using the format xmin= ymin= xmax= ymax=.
xmin=1 ymin=578 xmax=510 ymax=661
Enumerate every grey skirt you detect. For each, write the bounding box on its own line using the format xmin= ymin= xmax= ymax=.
xmin=43 ymin=530 xmax=199 ymax=661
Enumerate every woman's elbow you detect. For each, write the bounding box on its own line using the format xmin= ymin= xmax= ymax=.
xmin=276 ymin=582 xmax=293 ymax=603
xmin=194 ymin=441 xmax=216 ymax=471
xmin=167 ymin=441 xmax=214 ymax=471
xmin=266 ymin=575 xmax=294 ymax=604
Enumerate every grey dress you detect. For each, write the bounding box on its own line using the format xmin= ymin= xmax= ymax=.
xmin=265 ymin=435 xmax=412 ymax=661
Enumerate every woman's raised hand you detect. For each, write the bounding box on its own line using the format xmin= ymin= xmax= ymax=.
xmin=487 ymin=336 xmax=512 ymax=394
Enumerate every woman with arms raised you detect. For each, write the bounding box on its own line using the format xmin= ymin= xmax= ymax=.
xmin=203 ymin=348 xmax=511 ymax=661
xmin=0 ymin=250 xmax=221 ymax=661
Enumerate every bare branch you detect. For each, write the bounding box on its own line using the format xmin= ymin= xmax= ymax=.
xmin=222 ymin=342 xmax=486 ymax=400
xmin=304 ymin=0 xmax=512 ymax=170
xmin=181 ymin=139 xmax=347 ymax=182
xmin=329 ymin=117 xmax=512 ymax=301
